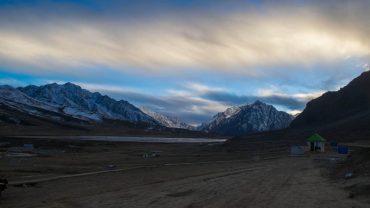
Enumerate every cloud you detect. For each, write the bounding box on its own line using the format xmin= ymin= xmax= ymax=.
xmin=0 ymin=1 xmax=369 ymax=76
xmin=255 ymin=87 xmax=324 ymax=108
xmin=185 ymin=83 xmax=225 ymax=94
xmin=0 ymin=78 xmax=25 ymax=86
xmin=362 ymin=63 xmax=370 ymax=71
xmin=75 ymin=82 xmax=228 ymax=124
xmin=182 ymin=83 xmax=323 ymax=110
xmin=202 ymin=89 xmax=320 ymax=110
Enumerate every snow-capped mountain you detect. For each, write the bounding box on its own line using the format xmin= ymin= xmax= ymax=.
xmin=0 ymin=85 xmax=88 ymax=124
xmin=0 ymin=85 xmax=61 ymax=114
xmin=0 ymin=85 xmax=56 ymax=111
xmin=198 ymin=106 xmax=241 ymax=131
xmin=17 ymin=83 xmax=157 ymax=124
xmin=140 ymin=107 xmax=194 ymax=130
xmin=199 ymin=101 xmax=294 ymax=135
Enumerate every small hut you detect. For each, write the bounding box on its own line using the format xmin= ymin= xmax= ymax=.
xmin=307 ymin=133 xmax=326 ymax=152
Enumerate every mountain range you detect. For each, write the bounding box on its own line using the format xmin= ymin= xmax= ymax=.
xmin=18 ymin=78 xmax=370 ymax=138
xmin=17 ymin=83 xmax=157 ymax=124
xmin=0 ymin=82 xmax=296 ymax=136
xmin=2 ymin=71 xmax=369 ymax=140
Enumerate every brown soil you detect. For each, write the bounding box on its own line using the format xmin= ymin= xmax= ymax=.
xmin=0 ymin=138 xmax=369 ymax=208
xmin=327 ymin=147 xmax=370 ymax=203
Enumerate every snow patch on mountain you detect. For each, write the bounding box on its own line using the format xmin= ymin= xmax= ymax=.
xmin=140 ymin=107 xmax=193 ymax=130
xmin=198 ymin=106 xmax=241 ymax=130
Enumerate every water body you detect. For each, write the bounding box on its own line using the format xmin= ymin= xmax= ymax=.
xmin=12 ymin=136 xmax=227 ymax=143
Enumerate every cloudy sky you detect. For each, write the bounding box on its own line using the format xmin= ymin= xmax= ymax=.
xmin=0 ymin=0 xmax=369 ymax=125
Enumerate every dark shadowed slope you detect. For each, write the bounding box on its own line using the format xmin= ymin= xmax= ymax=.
xmin=291 ymin=71 xmax=370 ymax=128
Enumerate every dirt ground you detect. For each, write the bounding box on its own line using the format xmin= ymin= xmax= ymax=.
xmin=0 ymin=138 xmax=369 ymax=208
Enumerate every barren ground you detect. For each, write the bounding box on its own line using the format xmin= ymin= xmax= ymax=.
xmin=0 ymin=137 xmax=369 ymax=208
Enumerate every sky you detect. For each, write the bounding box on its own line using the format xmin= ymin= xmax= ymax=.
xmin=0 ymin=0 xmax=369 ymax=125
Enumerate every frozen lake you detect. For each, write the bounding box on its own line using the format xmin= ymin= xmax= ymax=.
xmin=10 ymin=136 xmax=227 ymax=144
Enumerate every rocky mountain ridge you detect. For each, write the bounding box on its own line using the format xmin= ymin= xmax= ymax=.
xmin=200 ymin=101 xmax=294 ymax=135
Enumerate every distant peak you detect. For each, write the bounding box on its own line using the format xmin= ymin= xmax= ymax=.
xmin=253 ymin=100 xmax=265 ymax=105
xmin=60 ymin=82 xmax=83 ymax=91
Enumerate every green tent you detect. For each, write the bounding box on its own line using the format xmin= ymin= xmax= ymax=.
xmin=307 ymin=133 xmax=326 ymax=142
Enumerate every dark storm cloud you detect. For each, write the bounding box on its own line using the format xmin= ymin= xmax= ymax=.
xmin=202 ymin=91 xmax=306 ymax=110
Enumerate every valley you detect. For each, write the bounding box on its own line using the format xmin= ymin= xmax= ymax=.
xmin=1 ymin=65 xmax=370 ymax=208
xmin=1 ymin=1 xmax=370 ymax=207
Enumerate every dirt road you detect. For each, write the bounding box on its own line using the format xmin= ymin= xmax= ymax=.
xmin=1 ymin=156 xmax=368 ymax=208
